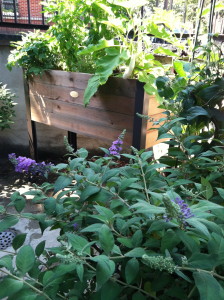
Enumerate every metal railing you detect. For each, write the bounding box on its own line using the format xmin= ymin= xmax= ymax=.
xmin=0 ymin=0 xmax=49 ymax=30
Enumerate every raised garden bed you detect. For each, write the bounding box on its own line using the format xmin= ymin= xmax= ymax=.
xmin=26 ymin=70 xmax=164 ymax=158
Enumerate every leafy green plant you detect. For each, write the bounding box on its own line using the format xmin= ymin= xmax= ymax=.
xmin=0 ymin=83 xmax=16 ymax=130
xmin=8 ymin=0 xmax=185 ymax=105
xmin=154 ymin=41 xmax=224 ymax=144
xmin=1 ymin=132 xmax=224 ymax=299
xmin=7 ymin=31 xmax=59 ymax=76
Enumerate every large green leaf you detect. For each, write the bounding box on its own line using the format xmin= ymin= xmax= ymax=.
xmin=188 ymin=253 xmax=217 ymax=270
xmin=207 ymin=233 xmax=224 ymax=265
xmin=35 ymin=241 xmax=46 ymax=257
xmin=66 ymin=233 xmax=90 ymax=255
xmin=78 ymin=39 xmax=114 ymax=55
xmin=125 ymin=258 xmax=139 ymax=284
xmin=100 ymin=281 xmax=122 ymax=300
xmin=8 ymin=289 xmax=37 ymax=300
xmin=12 ymin=233 xmax=27 ymax=250
xmin=176 ymin=229 xmax=199 ymax=253
xmin=16 ymin=245 xmax=35 ymax=274
xmin=99 ymin=224 xmax=114 ymax=254
xmin=154 ymin=47 xmax=178 ymax=57
xmin=94 ymin=206 xmax=114 ymax=221
xmin=125 ymin=247 xmax=146 ymax=257
xmin=194 ymin=272 xmax=224 ymax=300
xmin=96 ymin=259 xmax=115 ymax=289
xmin=0 ymin=215 xmax=19 ymax=232
xmin=80 ymin=186 xmax=101 ymax=201
xmin=84 ymin=48 xmax=127 ymax=106
xmin=54 ymin=175 xmax=72 ymax=193
xmin=0 ymin=278 xmax=23 ymax=299
xmin=186 ymin=106 xmax=210 ymax=121
xmin=0 ymin=255 xmax=13 ymax=272
xmin=161 ymin=229 xmax=180 ymax=253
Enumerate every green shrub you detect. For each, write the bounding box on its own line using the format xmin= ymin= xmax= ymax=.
xmin=0 ymin=83 xmax=16 ymax=130
xmin=1 ymin=126 xmax=224 ymax=299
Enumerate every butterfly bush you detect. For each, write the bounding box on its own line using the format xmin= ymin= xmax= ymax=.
xmin=163 ymin=197 xmax=194 ymax=226
xmin=8 ymin=153 xmax=52 ymax=177
xmin=107 ymin=129 xmax=126 ymax=157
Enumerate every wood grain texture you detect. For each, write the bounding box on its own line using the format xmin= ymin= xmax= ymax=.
xmin=30 ymin=82 xmax=135 ymax=115
xmin=30 ymin=94 xmax=134 ymax=131
xmin=29 ymin=71 xmax=165 ymax=148
xmin=31 ymin=70 xmax=137 ymax=98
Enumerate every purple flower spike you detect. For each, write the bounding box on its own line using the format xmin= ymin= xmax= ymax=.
xmin=173 ymin=197 xmax=194 ymax=224
xmin=9 ymin=153 xmax=52 ymax=177
xmin=107 ymin=129 xmax=126 ymax=157
xmin=73 ymin=223 xmax=79 ymax=231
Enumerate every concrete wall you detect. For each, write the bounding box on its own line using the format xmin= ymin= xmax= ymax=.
xmin=0 ymin=42 xmax=111 ymax=160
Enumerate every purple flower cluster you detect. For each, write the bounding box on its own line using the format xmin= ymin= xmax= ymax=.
xmin=107 ymin=130 xmax=126 ymax=157
xmin=163 ymin=197 xmax=194 ymax=227
xmin=174 ymin=197 xmax=194 ymax=223
xmin=9 ymin=153 xmax=52 ymax=177
xmin=109 ymin=138 xmax=123 ymax=156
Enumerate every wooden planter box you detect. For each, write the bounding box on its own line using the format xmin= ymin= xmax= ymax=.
xmin=26 ymin=70 xmax=164 ymax=158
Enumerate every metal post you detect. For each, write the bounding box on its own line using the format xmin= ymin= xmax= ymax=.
xmin=132 ymin=81 xmax=145 ymax=150
xmin=27 ymin=0 xmax=31 ymax=24
xmin=24 ymin=79 xmax=38 ymax=161
xmin=41 ymin=4 xmax=45 ymax=25
xmin=12 ymin=0 xmax=17 ymax=23
xmin=68 ymin=131 xmax=77 ymax=152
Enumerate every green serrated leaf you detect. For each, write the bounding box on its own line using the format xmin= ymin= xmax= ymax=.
xmin=12 ymin=233 xmax=27 ymax=250
xmin=54 ymin=175 xmax=72 ymax=193
xmin=16 ymin=245 xmax=35 ymax=274
xmin=99 ymin=224 xmax=114 ymax=254
xmin=194 ymin=272 xmax=224 ymax=300
xmin=0 ymin=215 xmax=19 ymax=232
xmin=35 ymin=240 xmax=46 ymax=257
xmin=96 ymin=259 xmax=115 ymax=289
xmin=125 ymin=248 xmax=146 ymax=257
xmin=0 ymin=278 xmax=23 ymax=299
xmin=125 ymin=258 xmax=139 ymax=284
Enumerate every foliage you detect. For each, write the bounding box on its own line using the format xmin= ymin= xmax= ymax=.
xmin=1 ymin=125 xmax=224 ymax=299
xmin=7 ymin=31 xmax=59 ymax=76
xmin=0 ymin=83 xmax=16 ymax=130
xmin=7 ymin=0 xmax=185 ymax=105
xmin=154 ymin=41 xmax=224 ymax=144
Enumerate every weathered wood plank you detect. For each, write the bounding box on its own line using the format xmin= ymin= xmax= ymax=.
xmin=31 ymin=109 xmax=133 ymax=144
xmin=30 ymin=95 xmax=134 ymax=131
xmin=31 ymin=70 xmax=137 ymax=98
xmin=29 ymin=82 xmax=136 ymax=115
xmin=147 ymin=95 xmax=165 ymax=115
xmin=147 ymin=112 xmax=167 ymax=131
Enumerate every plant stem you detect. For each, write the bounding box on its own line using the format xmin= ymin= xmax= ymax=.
xmin=111 ymin=277 xmax=158 ymax=300
xmin=180 ymin=267 xmax=224 ymax=281
xmin=192 ymin=0 xmax=206 ymax=61
xmin=0 ymin=269 xmax=53 ymax=300
xmin=187 ymin=285 xmax=196 ymax=298
xmin=0 ymin=249 xmax=16 ymax=255
xmin=85 ymin=179 xmax=130 ymax=207
xmin=137 ymin=157 xmax=150 ymax=203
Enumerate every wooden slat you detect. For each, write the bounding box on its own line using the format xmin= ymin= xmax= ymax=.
xmin=31 ymin=70 xmax=137 ymax=98
xmin=145 ymin=129 xmax=167 ymax=148
xmin=148 ymin=95 xmax=165 ymax=116
xmin=29 ymin=82 xmax=135 ymax=115
xmin=31 ymin=109 xmax=133 ymax=145
xmin=147 ymin=112 xmax=167 ymax=131
xmin=30 ymin=95 xmax=134 ymax=131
